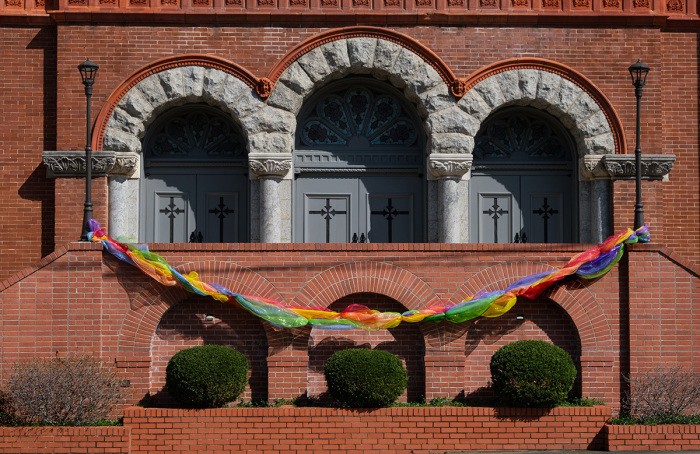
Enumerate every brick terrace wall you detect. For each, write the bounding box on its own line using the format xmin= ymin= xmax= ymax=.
xmin=0 ymin=241 xmax=697 ymax=411
xmin=0 ymin=22 xmax=697 ymax=281
xmin=605 ymin=424 xmax=700 ymax=451
xmin=0 ymin=426 xmax=131 ymax=454
xmin=123 ymin=406 xmax=611 ymax=453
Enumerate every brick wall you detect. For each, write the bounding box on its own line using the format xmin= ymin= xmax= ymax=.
xmin=0 ymin=426 xmax=130 ymax=454
xmin=0 ymin=241 xmax=696 ymax=410
xmin=605 ymin=424 xmax=700 ymax=451
xmin=123 ymin=406 xmax=611 ymax=453
xmin=0 ymin=22 xmax=697 ymax=280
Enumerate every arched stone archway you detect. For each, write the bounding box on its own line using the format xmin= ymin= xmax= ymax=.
xmin=96 ymin=56 xmax=294 ymax=242
xmin=458 ymin=59 xmax=626 ymax=243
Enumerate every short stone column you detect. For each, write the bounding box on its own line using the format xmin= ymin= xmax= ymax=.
xmin=249 ymin=153 xmax=292 ymax=243
xmin=428 ymin=153 xmax=472 ymax=243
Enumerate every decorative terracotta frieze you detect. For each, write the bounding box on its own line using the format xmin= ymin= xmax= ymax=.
xmin=667 ymin=0 xmax=683 ymax=12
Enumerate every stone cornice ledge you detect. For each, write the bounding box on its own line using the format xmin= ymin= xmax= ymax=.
xmin=42 ymin=150 xmax=139 ymax=178
xmin=248 ymin=153 xmax=293 ymax=180
xmin=428 ymin=153 xmax=473 ymax=180
xmin=581 ymin=154 xmax=675 ymax=181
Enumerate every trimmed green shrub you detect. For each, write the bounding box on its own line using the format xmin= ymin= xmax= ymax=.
xmin=324 ymin=348 xmax=407 ymax=408
xmin=166 ymin=345 xmax=248 ymax=408
xmin=490 ymin=340 xmax=577 ymax=408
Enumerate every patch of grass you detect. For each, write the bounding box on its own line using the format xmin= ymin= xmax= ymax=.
xmin=559 ymin=397 xmax=605 ymax=407
xmin=610 ymin=414 xmax=700 ymax=425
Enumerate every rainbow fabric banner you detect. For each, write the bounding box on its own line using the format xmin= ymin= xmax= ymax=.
xmin=88 ymin=220 xmax=649 ymax=331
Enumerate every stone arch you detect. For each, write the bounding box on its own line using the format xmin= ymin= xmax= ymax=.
xmin=459 ymin=58 xmax=626 ymax=156
xmin=451 ymin=260 xmax=614 ymax=359
xmin=265 ymin=26 xmax=473 ymax=156
xmin=95 ymin=54 xmax=293 ymax=157
xmin=292 ymin=261 xmax=441 ymax=312
xmin=116 ymin=260 xmax=287 ymax=356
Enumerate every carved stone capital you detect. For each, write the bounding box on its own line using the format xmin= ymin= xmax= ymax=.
xmin=248 ymin=153 xmax=293 ymax=179
xmin=580 ymin=154 xmax=609 ymax=180
xmin=111 ymin=152 xmax=140 ymax=177
xmin=604 ymin=154 xmax=676 ymax=180
xmin=42 ymin=150 xmax=116 ymax=178
xmin=427 ymin=153 xmax=473 ymax=180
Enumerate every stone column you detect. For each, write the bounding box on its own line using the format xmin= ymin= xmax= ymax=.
xmin=428 ymin=153 xmax=472 ymax=243
xmin=249 ymin=153 xmax=292 ymax=243
xmin=107 ymin=152 xmax=140 ymax=240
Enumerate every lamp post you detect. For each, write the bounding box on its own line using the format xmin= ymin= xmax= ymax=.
xmin=628 ymin=59 xmax=650 ymax=231
xmin=78 ymin=59 xmax=99 ymax=241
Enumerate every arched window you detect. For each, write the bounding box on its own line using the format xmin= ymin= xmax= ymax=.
xmin=294 ymin=79 xmax=426 ymax=243
xmin=469 ymin=107 xmax=577 ymax=244
xmin=141 ymin=104 xmax=248 ymax=243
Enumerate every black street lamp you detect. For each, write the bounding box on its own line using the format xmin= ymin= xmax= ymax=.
xmin=628 ymin=59 xmax=650 ymax=231
xmin=78 ymin=59 xmax=99 ymax=241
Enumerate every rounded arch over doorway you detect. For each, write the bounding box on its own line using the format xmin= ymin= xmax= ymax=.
xmin=459 ymin=59 xmax=625 ymax=243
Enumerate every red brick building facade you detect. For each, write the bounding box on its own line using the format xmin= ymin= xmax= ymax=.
xmin=0 ymin=0 xmax=698 ymax=409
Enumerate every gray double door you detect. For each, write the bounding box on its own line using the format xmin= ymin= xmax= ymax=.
xmin=470 ymin=173 xmax=574 ymax=244
xmin=295 ymin=175 xmax=422 ymax=243
xmin=144 ymin=172 xmax=247 ymax=243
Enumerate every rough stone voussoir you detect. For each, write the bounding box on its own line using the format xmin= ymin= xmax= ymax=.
xmin=536 ymin=70 xmax=563 ymax=106
xmin=582 ymin=133 xmax=616 ymax=155
xmin=202 ymin=68 xmax=228 ymax=100
xmin=321 ymin=39 xmax=352 ymax=77
xmin=457 ymin=89 xmax=491 ymax=122
xmin=420 ymin=84 xmax=456 ymax=117
xmin=241 ymin=106 xmax=296 ymax=135
xmin=577 ymin=111 xmax=613 ymax=139
xmin=473 ymin=77 xmax=506 ymax=110
xmin=107 ymin=106 xmax=144 ymax=137
xmin=279 ymin=61 xmax=315 ymax=97
xmin=388 ymin=48 xmax=424 ymax=89
xmin=229 ymin=90 xmax=266 ymax=120
xmin=158 ymin=67 xmax=186 ymax=100
xmin=182 ymin=66 xmax=205 ymax=98
xmin=373 ymin=39 xmax=402 ymax=75
xmin=220 ymin=74 xmax=251 ymax=108
xmin=518 ymin=69 xmax=539 ymax=101
xmin=407 ymin=64 xmax=443 ymax=97
xmin=134 ymin=75 xmax=168 ymax=109
xmin=117 ymin=89 xmax=154 ymax=121
xmin=430 ymin=133 xmax=475 ymax=155
xmin=567 ymin=92 xmax=600 ymax=125
xmin=248 ymin=132 xmax=293 ymax=154
xmin=267 ymin=82 xmax=304 ymax=114
xmin=553 ymin=79 xmax=584 ymax=114
xmin=103 ymin=127 xmax=141 ymax=154
xmin=297 ymin=47 xmax=333 ymax=84
xmin=347 ymin=37 xmax=377 ymax=74
xmin=427 ymin=107 xmax=480 ymax=136
xmin=495 ymin=70 xmax=522 ymax=104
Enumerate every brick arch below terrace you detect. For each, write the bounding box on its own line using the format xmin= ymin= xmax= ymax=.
xmin=445 ymin=260 xmax=614 ymax=401
xmin=291 ymin=260 xmax=441 ymax=311
xmin=307 ymin=293 xmax=427 ymax=403
xmin=116 ymin=260 xmax=286 ymax=357
xmin=150 ymin=295 xmax=269 ymax=404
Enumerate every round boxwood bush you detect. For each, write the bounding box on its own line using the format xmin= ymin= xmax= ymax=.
xmin=166 ymin=345 xmax=248 ymax=408
xmin=324 ymin=348 xmax=407 ymax=408
xmin=490 ymin=340 xmax=577 ymax=408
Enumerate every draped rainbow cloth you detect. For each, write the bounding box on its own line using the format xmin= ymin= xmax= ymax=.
xmin=88 ymin=219 xmax=649 ymax=331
